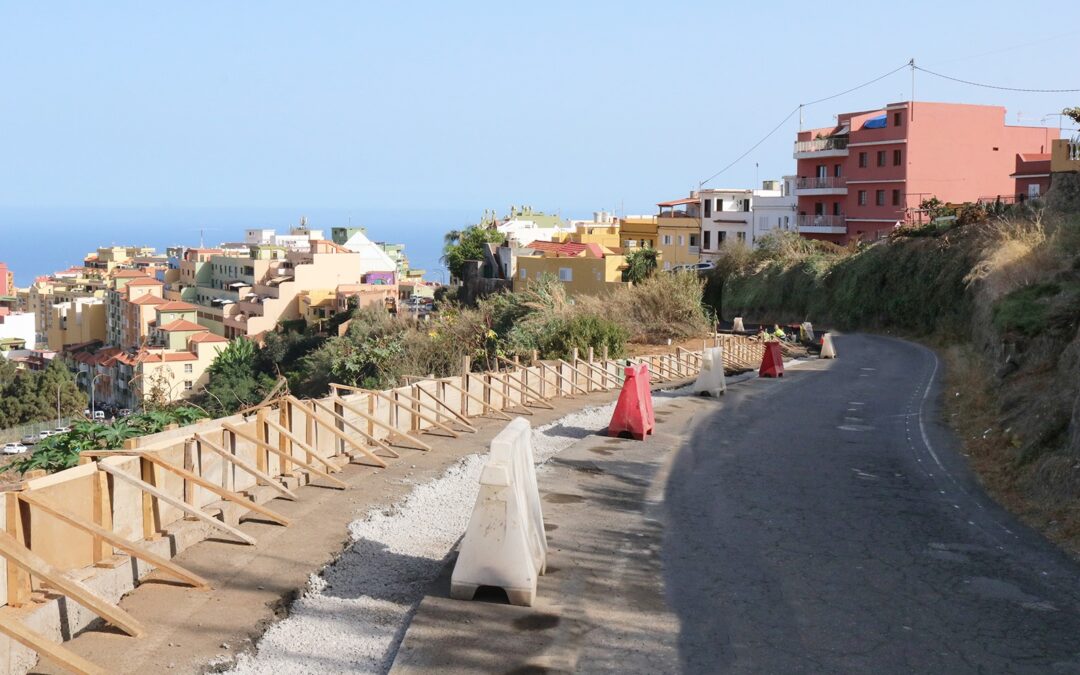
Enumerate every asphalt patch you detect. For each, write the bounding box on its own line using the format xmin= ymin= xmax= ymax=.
xmin=512 ymin=613 xmax=561 ymax=632
xmin=544 ymin=493 xmax=584 ymax=504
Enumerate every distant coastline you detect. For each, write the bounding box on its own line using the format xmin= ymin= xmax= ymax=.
xmin=0 ymin=206 xmax=477 ymax=286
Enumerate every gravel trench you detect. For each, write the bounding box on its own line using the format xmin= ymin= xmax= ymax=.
xmin=225 ymin=398 xmax=664 ymax=674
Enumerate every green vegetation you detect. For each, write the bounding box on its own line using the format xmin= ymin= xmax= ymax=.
xmin=441 ymin=225 xmax=506 ymax=280
xmin=623 ymin=247 xmax=659 ymax=283
xmin=9 ymin=406 xmax=208 ymax=474
xmin=0 ymin=359 xmax=86 ymax=430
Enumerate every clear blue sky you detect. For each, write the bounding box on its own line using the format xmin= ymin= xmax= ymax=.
xmin=1 ymin=1 xmax=1078 ymax=217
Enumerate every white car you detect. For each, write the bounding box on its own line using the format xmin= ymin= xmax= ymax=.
xmin=21 ymin=434 xmax=38 ymax=445
xmin=670 ymin=262 xmax=716 ymax=274
xmin=2 ymin=443 xmax=28 ymax=455
xmin=37 ymin=430 xmax=54 ymax=441
xmin=54 ymin=427 xmax=71 ymax=435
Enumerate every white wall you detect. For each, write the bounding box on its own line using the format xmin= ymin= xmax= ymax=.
xmin=0 ymin=312 xmax=37 ymax=352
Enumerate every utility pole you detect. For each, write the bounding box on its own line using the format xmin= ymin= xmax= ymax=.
xmin=910 ymin=58 xmax=916 ymax=121
xmin=56 ymin=384 xmax=61 ymax=428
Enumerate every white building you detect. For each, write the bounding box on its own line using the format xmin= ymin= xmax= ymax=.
xmin=0 ymin=312 xmax=37 ymax=355
xmin=244 ymin=226 xmax=326 ymax=251
xmin=340 ymin=230 xmax=398 ymax=275
xmin=494 ymin=206 xmax=570 ymax=247
xmin=698 ymin=180 xmax=796 ymax=258
xmin=750 ymin=177 xmax=798 ymax=242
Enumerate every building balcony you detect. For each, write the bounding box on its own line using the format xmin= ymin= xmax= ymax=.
xmin=795 ymin=176 xmax=848 ymax=196
xmin=1051 ymin=138 xmax=1080 ymax=174
xmin=796 ymin=214 xmax=847 ymax=234
xmin=794 ymin=137 xmax=849 ymax=159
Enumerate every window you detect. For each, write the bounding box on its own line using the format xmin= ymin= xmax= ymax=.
xmin=558 ymin=267 xmax=572 ymax=282
xmin=736 ymin=232 xmax=747 ymax=243
xmin=689 ymin=234 xmax=698 ymax=247
xmin=858 ymin=152 xmax=868 ymax=168
xmin=833 ymin=202 xmax=842 ymax=216
xmin=519 ymin=268 xmax=526 ymax=280
xmin=742 ymin=200 xmax=750 ymax=212
xmin=715 ymin=198 xmax=723 ymax=211
xmin=677 ymin=235 xmax=685 ymax=246
xmin=833 ymin=163 xmax=842 ymax=178
xmin=661 ymin=234 xmax=673 ymax=246
xmin=718 ymin=231 xmax=727 ymax=243
xmin=876 ymin=150 xmax=886 ymax=167
xmin=184 ymin=380 xmax=193 ymax=391
xmin=894 ymin=111 xmax=902 ymax=126
xmin=816 ymin=165 xmax=827 ymax=179
xmin=858 ymin=190 xmax=868 ymax=206
xmin=184 ymin=363 xmax=193 ymax=373
xmin=892 ymin=189 xmax=901 ymax=206
xmin=893 ymin=149 xmax=902 ymax=166
xmin=876 ymin=189 xmax=886 ymax=206
xmin=703 ymin=199 xmax=712 ymax=218
xmin=663 ymin=261 xmax=671 ymax=270
xmin=814 ymin=202 xmax=825 ymax=216
xmin=703 ymin=231 xmax=711 ymax=250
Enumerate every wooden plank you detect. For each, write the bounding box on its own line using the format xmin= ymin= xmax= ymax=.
xmin=412 ymin=384 xmax=477 ymax=431
xmin=194 ymin=434 xmax=299 ymax=500
xmin=97 ymin=463 xmax=256 ymax=546
xmin=559 ymin=359 xmax=606 ymax=391
xmin=305 ymin=396 xmax=399 ymax=460
xmin=0 ymin=611 xmax=107 ymax=675
xmin=364 ymin=389 xmax=464 ymax=436
xmin=90 ymin=468 xmax=113 ymax=562
xmin=328 ymin=394 xmax=432 ymax=451
xmin=263 ymin=418 xmax=342 ymax=473
xmin=494 ymin=370 xmax=553 ymax=409
xmin=285 ymin=396 xmax=389 ymax=468
xmin=138 ymin=453 xmax=291 ymax=527
xmin=17 ymin=491 xmax=210 ymax=590
xmin=474 ymin=374 xmax=533 ymax=415
xmin=5 ymin=492 xmax=31 ymax=607
xmin=221 ymin=424 xmax=348 ymax=490
xmin=438 ymin=379 xmax=512 ymax=420
xmin=0 ymin=530 xmax=146 ymax=637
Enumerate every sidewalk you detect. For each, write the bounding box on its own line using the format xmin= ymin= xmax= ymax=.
xmin=389 ymin=391 xmax=717 ymax=674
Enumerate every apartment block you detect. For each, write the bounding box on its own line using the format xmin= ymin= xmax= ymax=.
xmin=23 ymin=272 xmax=109 ymax=342
xmin=620 ymin=205 xmax=700 ymax=272
xmin=794 ymin=101 xmax=1059 ymax=242
xmin=47 ymin=297 xmax=107 ymax=351
xmin=0 ymin=262 xmax=13 ymax=298
xmin=513 ymin=241 xmax=629 ymax=296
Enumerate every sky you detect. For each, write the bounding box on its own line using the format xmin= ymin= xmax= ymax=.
xmin=1 ymin=1 xmax=1078 ymax=282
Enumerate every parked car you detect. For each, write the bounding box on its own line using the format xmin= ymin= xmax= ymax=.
xmin=118 ymin=409 xmax=132 ymax=418
xmin=21 ymin=434 xmax=38 ymax=445
xmin=37 ymin=430 xmax=54 ymax=441
xmin=54 ymin=426 xmax=71 ymax=435
xmin=670 ymin=261 xmax=716 ymax=274
xmin=2 ymin=443 xmax=28 ymax=455
xmin=93 ymin=410 xmax=106 ymax=420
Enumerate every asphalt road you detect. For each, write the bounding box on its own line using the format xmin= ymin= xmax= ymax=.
xmin=663 ymin=334 xmax=1080 ymax=674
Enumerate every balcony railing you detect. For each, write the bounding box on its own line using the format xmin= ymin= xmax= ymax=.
xmin=796 ymin=176 xmax=847 ymax=190
xmin=796 ymin=214 xmax=847 ymax=230
xmin=794 ymin=137 xmax=849 ymax=154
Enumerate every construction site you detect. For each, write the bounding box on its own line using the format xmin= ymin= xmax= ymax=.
xmin=0 ymin=335 xmax=771 ymax=674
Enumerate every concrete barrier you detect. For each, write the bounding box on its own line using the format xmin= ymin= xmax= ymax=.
xmin=821 ymin=333 xmax=837 ymax=359
xmin=450 ymin=418 xmax=546 ymax=606
xmin=732 ymin=317 xmax=745 ymax=332
xmin=693 ymin=346 xmax=726 ymax=397
xmin=800 ymin=322 xmax=815 ymax=343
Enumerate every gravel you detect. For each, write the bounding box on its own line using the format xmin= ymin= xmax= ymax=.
xmin=225 ymin=398 xmax=667 ymax=675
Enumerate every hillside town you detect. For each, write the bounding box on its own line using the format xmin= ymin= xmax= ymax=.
xmin=1 ymin=100 xmax=1077 ymax=419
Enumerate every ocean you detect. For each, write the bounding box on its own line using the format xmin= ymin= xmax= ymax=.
xmin=0 ymin=206 xmax=481 ymax=286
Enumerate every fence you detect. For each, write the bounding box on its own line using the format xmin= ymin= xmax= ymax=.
xmin=0 ymin=417 xmax=81 ymax=445
xmin=0 ymin=336 xmax=765 ymax=673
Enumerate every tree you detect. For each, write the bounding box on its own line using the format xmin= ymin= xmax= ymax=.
xmin=203 ymin=338 xmax=276 ymax=415
xmin=1064 ymin=107 xmax=1080 ymax=125
xmin=441 ymin=225 xmax=505 ymax=280
xmin=704 ymin=241 xmax=753 ymax=321
xmin=623 ymin=247 xmax=659 ymax=284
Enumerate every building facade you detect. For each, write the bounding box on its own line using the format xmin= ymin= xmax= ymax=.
xmin=513 ymin=241 xmax=628 ymax=296
xmin=794 ymin=101 xmax=1060 ymax=242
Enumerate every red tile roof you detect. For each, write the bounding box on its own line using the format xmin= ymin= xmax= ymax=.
xmin=159 ymin=319 xmax=205 ymax=332
xmin=112 ymin=270 xmax=149 ymax=278
xmin=522 ymin=240 xmax=609 ymax=258
xmin=124 ymin=277 xmax=164 ymax=287
xmin=657 ymin=197 xmax=697 ymax=207
xmin=130 ymin=294 xmax=166 ymax=306
xmin=188 ymin=332 xmax=228 ymax=344
xmin=156 ymin=301 xmax=200 ymax=312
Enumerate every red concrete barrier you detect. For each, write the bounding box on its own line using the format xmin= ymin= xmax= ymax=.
xmin=758 ymin=341 xmax=784 ymax=378
xmin=608 ymin=363 xmax=654 ymax=440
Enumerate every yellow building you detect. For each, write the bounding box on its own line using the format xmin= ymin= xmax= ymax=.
xmin=47 ymin=298 xmax=107 ymax=351
xmin=620 ymin=205 xmax=701 ymax=271
xmin=1051 ymin=138 xmax=1080 ymax=174
xmin=298 ymin=289 xmax=339 ymax=327
xmin=513 ymin=241 xmax=629 ymax=296
xmin=566 ymin=223 xmax=621 ymax=248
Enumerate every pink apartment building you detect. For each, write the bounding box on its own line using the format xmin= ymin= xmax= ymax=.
xmin=794 ymin=101 xmax=1059 ymax=243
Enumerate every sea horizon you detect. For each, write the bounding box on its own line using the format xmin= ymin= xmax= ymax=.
xmin=0 ymin=205 xmax=490 ymax=286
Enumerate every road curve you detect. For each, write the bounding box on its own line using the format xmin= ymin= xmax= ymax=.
xmin=663 ymin=334 xmax=1080 ymax=674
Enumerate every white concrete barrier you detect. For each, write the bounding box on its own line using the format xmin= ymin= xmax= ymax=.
xmin=693 ymin=346 xmax=726 ymax=397
xmin=821 ymin=332 xmax=837 ymax=359
xmin=732 ymin=317 xmax=745 ymax=332
xmin=800 ymin=322 xmax=815 ymax=343
xmin=450 ymin=418 xmax=546 ymax=606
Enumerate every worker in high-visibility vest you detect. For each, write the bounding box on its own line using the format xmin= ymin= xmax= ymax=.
xmin=772 ymin=324 xmax=786 ymax=340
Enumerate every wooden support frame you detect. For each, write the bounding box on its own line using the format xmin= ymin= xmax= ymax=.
xmin=473 ymin=373 xmax=534 ymax=416
xmin=493 ymin=368 xmax=553 ymax=410
xmin=304 ymin=397 xmax=399 ymax=461
xmin=363 ymin=388 xmax=463 ymax=437
xmin=0 ymin=530 xmax=146 ymax=637
xmin=16 ymin=491 xmax=210 ymax=590
xmin=558 ymin=359 xmax=606 ymax=391
xmin=411 ymin=384 xmax=478 ymax=431
xmin=138 ymin=452 xmax=291 ymax=527
xmin=438 ymin=378 xmax=512 ymax=420
xmin=327 ymin=393 xmax=432 ymax=452
xmin=542 ymin=360 xmax=585 ymax=396
xmin=194 ymin=434 xmax=299 ymax=501
xmin=222 ymin=423 xmax=349 ymax=490
xmin=575 ymin=358 xmax=613 ymax=390
xmin=262 ymin=417 xmax=342 ymax=474
xmin=0 ymin=612 xmax=107 ymax=675
xmin=97 ymin=462 xmax=256 ymax=545
xmin=285 ymin=396 xmax=389 ymax=468
xmin=494 ymin=358 xmax=554 ymax=409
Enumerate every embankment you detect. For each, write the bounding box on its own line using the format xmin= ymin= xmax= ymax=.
xmin=716 ymin=198 xmax=1080 ymax=554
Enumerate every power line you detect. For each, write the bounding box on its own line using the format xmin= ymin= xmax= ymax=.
xmin=700 ymin=61 xmax=911 ymax=187
xmin=914 ymin=65 xmax=1080 ymax=93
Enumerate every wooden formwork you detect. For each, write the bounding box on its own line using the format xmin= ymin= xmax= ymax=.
xmin=0 ymin=346 xmax=704 ymax=674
